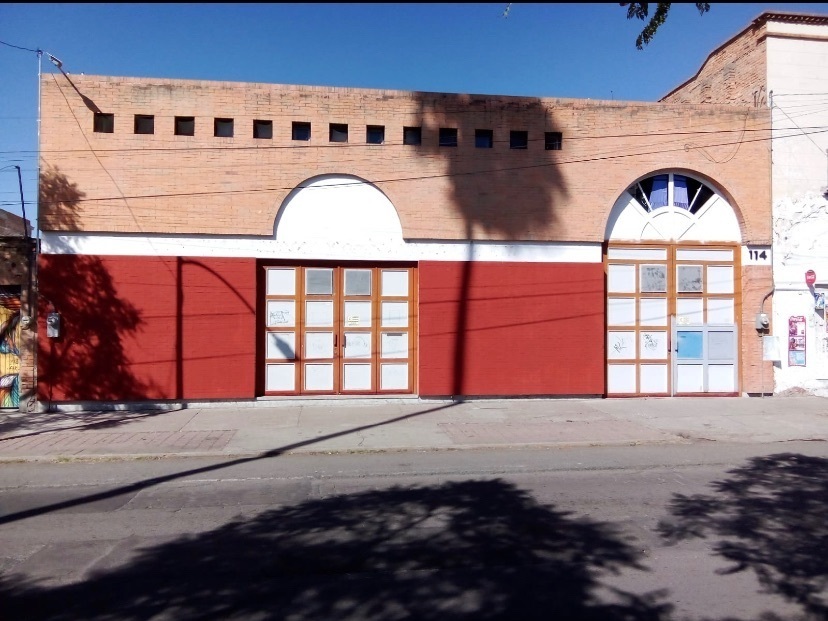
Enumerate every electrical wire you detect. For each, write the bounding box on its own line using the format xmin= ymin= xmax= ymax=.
xmin=24 ymin=125 xmax=827 ymax=209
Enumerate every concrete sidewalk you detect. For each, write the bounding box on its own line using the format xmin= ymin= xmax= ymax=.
xmin=0 ymin=396 xmax=826 ymax=462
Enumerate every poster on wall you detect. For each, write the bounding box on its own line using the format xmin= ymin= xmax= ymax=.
xmin=788 ymin=315 xmax=806 ymax=367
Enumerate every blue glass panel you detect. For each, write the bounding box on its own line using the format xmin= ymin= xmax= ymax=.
xmin=677 ymin=330 xmax=703 ymax=359
xmin=649 ymin=175 xmax=669 ymax=209
xmin=674 ymin=175 xmax=689 ymax=209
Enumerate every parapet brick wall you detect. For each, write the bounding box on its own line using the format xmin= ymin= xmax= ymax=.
xmin=0 ymin=210 xmax=30 ymax=237
xmin=661 ymin=20 xmax=768 ymax=106
xmin=40 ymin=75 xmax=771 ymax=244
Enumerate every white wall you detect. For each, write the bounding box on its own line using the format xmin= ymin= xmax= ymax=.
xmin=767 ymin=24 xmax=828 ymax=393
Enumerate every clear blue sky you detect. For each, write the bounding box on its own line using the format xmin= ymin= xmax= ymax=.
xmin=2 ymin=3 xmax=827 ymax=225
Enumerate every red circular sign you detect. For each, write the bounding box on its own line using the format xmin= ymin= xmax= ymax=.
xmin=806 ymin=269 xmax=817 ymax=285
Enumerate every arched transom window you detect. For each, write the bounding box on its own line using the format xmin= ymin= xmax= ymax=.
xmin=629 ymin=173 xmax=714 ymax=214
xmin=606 ymin=171 xmax=741 ymax=243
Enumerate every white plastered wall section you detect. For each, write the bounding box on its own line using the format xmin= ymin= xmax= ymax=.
xmin=41 ymin=175 xmax=602 ymax=263
xmin=767 ymin=24 xmax=828 ymax=394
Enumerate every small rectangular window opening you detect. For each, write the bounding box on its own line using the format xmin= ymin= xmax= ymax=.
xmin=329 ymin=123 xmax=349 ymax=143
xmin=214 ymin=118 xmax=234 ymax=138
xmin=253 ymin=119 xmax=273 ymax=139
xmin=475 ymin=129 xmax=493 ymax=149
xmin=439 ymin=128 xmax=458 ymax=147
xmin=93 ymin=113 xmax=114 ymax=133
xmin=545 ymin=132 xmax=563 ymax=151
xmin=292 ymin=121 xmax=311 ymax=141
xmin=403 ymin=126 xmax=422 ymax=146
xmin=366 ymin=125 xmax=385 ymax=145
xmin=175 ymin=116 xmax=195 ymax=136
xmin=134 ymin=114 xmax=154 ymax=135
xmin=510 ymin=130 xmax=528 ymax=150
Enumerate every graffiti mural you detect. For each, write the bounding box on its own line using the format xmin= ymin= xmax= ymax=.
xmin=0 ymin=292 xmax=22 ymax=408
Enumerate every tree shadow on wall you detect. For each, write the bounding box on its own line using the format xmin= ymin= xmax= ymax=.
xmin=659 ymin=453 xmax=828 ymax=620
xmin=0 ymin=479 xmax=673 ymax=621
xmin=406 ymin=93 xmax=569 ymax=396
xmin=37 ymin=165 xmax=156 ymax=404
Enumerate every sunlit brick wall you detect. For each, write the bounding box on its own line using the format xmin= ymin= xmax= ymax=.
xmin=40 ymin=75 xmax=771 ymax=244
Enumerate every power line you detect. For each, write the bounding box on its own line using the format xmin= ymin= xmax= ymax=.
xmin=0 ymin=39 xmax=40 ymax=53
xmin=27 ymin=125 xmax=828 ymax=208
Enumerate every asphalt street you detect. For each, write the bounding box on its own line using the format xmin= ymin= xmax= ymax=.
xmin=1 ymin=442 xmax=826 ymax=620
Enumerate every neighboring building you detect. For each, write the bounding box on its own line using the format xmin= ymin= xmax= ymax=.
xmin=36 ymin=71 xmax=771 ymax=406
xmin=663 ymin=10 xmax=828 ymax=396
xmin=0 ymin=209 xmax=35 ymax=411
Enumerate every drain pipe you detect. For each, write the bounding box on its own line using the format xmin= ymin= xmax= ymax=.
xmin=759 ymin=286 xmax=775 ymax=398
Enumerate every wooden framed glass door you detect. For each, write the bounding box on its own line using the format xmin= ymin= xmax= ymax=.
xmin=261 ymin=264 xmax=417 ymax=395
xmin=605 ymin=244 xmax=739 ymax=396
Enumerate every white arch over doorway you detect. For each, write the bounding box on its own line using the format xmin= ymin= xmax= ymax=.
xmin=274 ymin=174 xmax=404 ymax=242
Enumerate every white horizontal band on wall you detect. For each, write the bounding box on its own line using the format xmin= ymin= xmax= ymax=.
xmin=41 ymin=233 xmax=603 ymax=264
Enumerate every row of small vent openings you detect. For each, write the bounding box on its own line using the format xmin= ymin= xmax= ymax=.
xmin=93 ymin=113 xmax=563 ymax=150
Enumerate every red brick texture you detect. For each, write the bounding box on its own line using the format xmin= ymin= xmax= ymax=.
xmin=37 ymin=254 xmax=257 ymax=402
xmin=661 ymin=21 xmax=768 ymax=107
xmin=418 ymin=261 xmax=605 ymax=396
xmin=40 ymin=75 xmax=771 ymax=244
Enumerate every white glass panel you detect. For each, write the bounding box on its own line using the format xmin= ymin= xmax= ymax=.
xmin=343 ymin=364 xmax=372 ymax=390
xmin=607 ymin=264 xmax=635 ymax=293
xmin=607 ymin=364 xmax=636 ymax=393
xmin=305 ymin=363 xmax=333 ymax=391
xmin=306 ymin=301 xmax=333 ymax=327
xmin=608 ymin=331 xmax=636 ymax=360
xmin=266 ymin=332 xmax=295 ymax=360
xmin=381 ymin=363 xmax=408 ymax=390
xmin=382 ymin=270 xmax=409 ymax=297
xmin=640 ymin=264 xmax=667 ymax=293
xmin=266 ymin=363 xmax=294 ymax=391
xmin=676 ymin=364 xmax=704 ymax=392
xmin=345 ymin=269 xmax=372 ymax=296
xmin=344 ymin=301 xmax=372 ymax=327
xmin=305 ymin=332 xmax=334 ymax=359
xmin=381 ymin=332 xmax=408 ymax=359
xmin=640 ymin=364 xmax=668 ymax=393
xmin=708 ymin=331 xmax=735 ymax=360
xmin=676 ymin=249 xmax=733 ymax=261
xmin=676 ymin=298 xmax=704 ymax=325
xmin=266 ymin=268 xmax=295 ymax=295
xmin=344 ymin=332 xmax=371 ymax=358
xmin=640 ymin=331 xmax=668 ymax=359
xmin=306 ymin=268 xmax=333 ymax=295
xmin=607 ymin=248 xmax=667 ymax=260
xmin=639 ymin=298 xmax=667 ymax=326
xmin=708 ymin=364 xmax=736 ymax=392
xmin=707 ymin=266 xmax=734 ymax=294
xmin=707 ymin=298 xmax=734 ymax=324
xmin=607 ymin=298 xmax=636 ymax=326
xmin=382 ymin=301 xmax=408 ymax=327
xmin=267 ymin=300 xmax=295 ymax=327
xmin=677 ymin=265 xmax=703 ymax=293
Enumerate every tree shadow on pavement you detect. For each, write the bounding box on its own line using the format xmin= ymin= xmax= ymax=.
xmin=1 ymin=479 xmax=672 ymax=621
xmin=659 ymin=453 xmax=828 ymax=621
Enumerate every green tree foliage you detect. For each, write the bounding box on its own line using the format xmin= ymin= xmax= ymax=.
xmin=621 ymin=3 xmax=711 ymax=49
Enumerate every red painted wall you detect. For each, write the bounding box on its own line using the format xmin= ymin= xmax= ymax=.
xmin=38 ymin=255 xmax=257 ymax=402
xmin=418 ymin=261 xmax=605 ymax=396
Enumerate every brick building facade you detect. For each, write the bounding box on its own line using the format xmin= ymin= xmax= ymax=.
xmin=664 ymin=11 xmax=828 ymax=396
xmin=36 ymin=71 xmax=772 ymax=405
